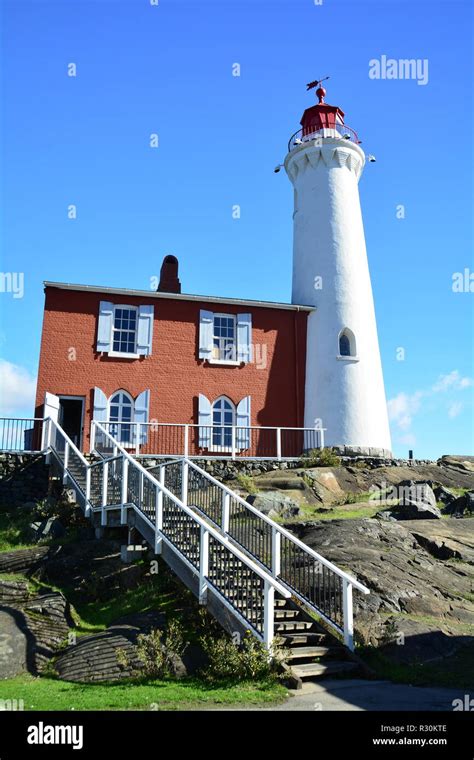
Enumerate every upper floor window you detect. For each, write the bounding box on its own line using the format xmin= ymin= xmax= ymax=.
xmin=96 ymin=301 xmax=154 ymax=357
xmin=199 ymin=310 xmax=252 ymax=365
xmin=213 ymin=314 xmax=237 ymax=361
xmin=113 ymin=307 xmax=137 ymax=354
xmin=338 ymin=328 xmax=357 ymax=359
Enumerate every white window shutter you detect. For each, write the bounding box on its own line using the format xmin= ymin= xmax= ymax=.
xmin=199 ymin=310 xmax=214 ymax=359
xmin=198 ymin=393 xmax=212 ymax=447
xmin=236 ymin=395 xmax=251 ymax=449
xmin=237 ymin=313 xmax=252 ymax=363
xmin=135 ymin=389 xmax=150 ymax=444
xmin=93 ymin=387 xmax=108 ymax=422
xmin=137 ymin=305 xmax=154 ymax=356
xmin=97 ymin=301 xmax=114 ymax=353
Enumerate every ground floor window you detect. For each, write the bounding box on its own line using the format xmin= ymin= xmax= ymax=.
xmin=212 ymin=396 xmax=235 ymax=448
xmin=109 ymin=390 xmax=134 ymax=444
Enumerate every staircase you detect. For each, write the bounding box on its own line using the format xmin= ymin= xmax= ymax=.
xmin=42 ymin=416 xmax=370 ymax=684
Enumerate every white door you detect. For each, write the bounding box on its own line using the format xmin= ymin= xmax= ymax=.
xmin=43 ymin=392 xmax=60 ymax=424
xmin=42 ymin=392 xmax=60 ymax=450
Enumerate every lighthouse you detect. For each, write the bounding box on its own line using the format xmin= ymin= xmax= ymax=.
xmin=285 ymin=82 xmax=392 ymax=456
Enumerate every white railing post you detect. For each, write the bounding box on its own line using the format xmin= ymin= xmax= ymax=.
xmin=181 ymin=459 xmax=189 ymax=505
xmin=271 ymin=526 xmax=281 ymax=577
xmin=263 ymin=580 xmax=275 ymax=649
xmin=90 ymin=421 xmax=96 ymax=453
xmin=155 ymin=465 xmax=164 ymax=554
xmin=343 ymin=579 xmax=354 ymax=651
xmin=121 ymin=457 xmax=129 ymax=524
xmin=85 ymin=467 xmax=91 ymax=517
xmin=231 ymin=426 xmax=236 ymax=460
xmin=199 ymin=526 xmax=209 ymax=603
xmin=135 ymin=423 xmax=140 ymax=456
xmin=101 ymin=460 xmax=109 ymax=526
xmin=222 ymin=491 xmax=230 ymax=533
xmin=63 ymin=442 xmax=69 ymax=484
xmin=319 ymin=427 xmax=325 ymax=450
xmin=276 ymin=428 xmax=282 ymax=461
xmin=184 ymin=425 xmax=189 ymax=457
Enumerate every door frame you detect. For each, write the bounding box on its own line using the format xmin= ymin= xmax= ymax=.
xmin=58 ymin=395 xmax=85 ymax=450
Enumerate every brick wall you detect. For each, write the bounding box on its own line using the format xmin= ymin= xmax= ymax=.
xmin=35 ymin=287 xmax=308 ymax=450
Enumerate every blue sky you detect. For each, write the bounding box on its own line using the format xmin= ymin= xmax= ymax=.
xmin=0 ymin=0 xmax=472 ymax=458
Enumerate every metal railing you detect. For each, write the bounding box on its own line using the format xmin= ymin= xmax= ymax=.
xmin=288 ymin=122 xmax=361 ymax=152
xmin=90 ymin=420 xmax=370 ymax=649
xmin=0 ymin=417 xmax=44 ymax=453
xmin=67 ymin=420 xmax=292 ymax=646
xmin=93 ymin=422 xmax=326 ymax=460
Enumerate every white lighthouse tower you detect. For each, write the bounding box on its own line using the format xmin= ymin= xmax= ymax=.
xmin=285 ymin=82 xmax=392 ymax=456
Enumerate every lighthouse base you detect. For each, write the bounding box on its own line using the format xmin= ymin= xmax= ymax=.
xmin=331 ymin=445 xmax=393 ymax=460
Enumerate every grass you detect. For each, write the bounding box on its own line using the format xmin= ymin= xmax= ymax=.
xmin=0 ymin=510 xmax=40 ymax=552
xmin=0 ymin=673 xmax=287 ymax=711
xmin=69 ymin=571 xmax=193 ymax=636
xmin=281 ymin=501 xmax=383 ymax=523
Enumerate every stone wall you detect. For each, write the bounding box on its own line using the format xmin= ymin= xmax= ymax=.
xmin=0 ymin=453 xmax=50 ymax=507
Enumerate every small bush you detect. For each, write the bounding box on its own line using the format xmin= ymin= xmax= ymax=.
xmin=236 ymin=474 xmax=258 ymax=494
xmin=200 ymin=631 xmax=285 ymax=684
xmin=136 ymin=620 xmax=188 ymax=679
xmin=301 ymin=448 xmax=341 ymax=468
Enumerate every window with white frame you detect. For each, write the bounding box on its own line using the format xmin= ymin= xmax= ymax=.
xmin=212 ymin=314 xmax=237 ymax=361
xmin=109 ymin=390 xmax=134 ymax=444
xmin=212 ymin=396 xmax=235 ymax=449
xmin=112 ymin=306 xmax=138 ymax=354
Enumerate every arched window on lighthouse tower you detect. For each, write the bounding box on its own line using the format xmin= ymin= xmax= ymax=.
xmin=339 ymin=328 xmax=356 ymax=358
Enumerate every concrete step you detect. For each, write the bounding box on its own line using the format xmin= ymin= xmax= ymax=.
xmin=274 ymin=609 xmax=300 ymax=620
xmin=290 ymin=660 xmax=359 ymax=679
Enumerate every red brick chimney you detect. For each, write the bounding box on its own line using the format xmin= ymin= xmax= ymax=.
xmin=157 ymin=255 xmax=181 ymax=294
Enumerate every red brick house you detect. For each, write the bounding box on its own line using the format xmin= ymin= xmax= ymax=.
xmin=34 ymin=256 xmax=312 ymax=454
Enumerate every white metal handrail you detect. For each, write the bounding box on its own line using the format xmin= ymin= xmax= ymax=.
xmin=186 ymin=458 xmax=369 ymax=595
xmin=87 ymin=421 xmax=292 ymax=645
xmin=94 ymin=420 xmax=327 ymax=460
xmin=92 ymin=420 xmax=369 ymax=649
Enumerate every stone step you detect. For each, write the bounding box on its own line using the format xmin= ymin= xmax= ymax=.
xmin=290 ymin=660 xmax=359 ymax=679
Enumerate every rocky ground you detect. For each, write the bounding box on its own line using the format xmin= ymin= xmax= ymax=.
xmin=1 ymin=453 xmax=473 ymax=689
xmin=229 ymin=454 xmax=474 ymax=684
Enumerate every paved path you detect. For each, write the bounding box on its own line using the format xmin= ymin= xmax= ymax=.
xmin=263 ymin=679 xmax=468 ymax=712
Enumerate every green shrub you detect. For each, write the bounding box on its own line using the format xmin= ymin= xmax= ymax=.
xmin=136 ymin=620 xmax=188 ymax=679
xmin=301 ymin=448 xmax=341 ymax=468
xmin=200 ymin=631 xmax=285 ymax=683
xmin=236 ymin=474 xmax=258 ymax=494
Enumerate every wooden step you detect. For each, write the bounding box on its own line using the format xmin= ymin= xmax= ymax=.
xmin=286 ymin=645 xmax=344 ymax=661
xmin=290 ymin=660 xmax=359 ymax=679
xmin=274 ymin=620 xmax=315 ymax=632
xmin=278 ymin=631 xmax=329 ymax=645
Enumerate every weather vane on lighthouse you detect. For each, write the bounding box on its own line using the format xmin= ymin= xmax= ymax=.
xmin=306 ymin=76 xmax=330 ymax=103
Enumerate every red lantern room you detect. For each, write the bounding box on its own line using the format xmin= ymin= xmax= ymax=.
xmin=300 ymin=85 xmax=345 ymax=137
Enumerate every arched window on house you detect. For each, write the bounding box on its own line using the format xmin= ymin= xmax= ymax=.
xmin=339 ymin=328 xmax=356 ymax=358
xmin=109 ymin=390 xmax=134 ymax=445
xmin=212 ymin=396 xmax=235 ymax=449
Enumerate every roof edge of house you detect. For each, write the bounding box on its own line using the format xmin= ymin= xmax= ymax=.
xmin=43 ymin=281 xmax=315 ymax=312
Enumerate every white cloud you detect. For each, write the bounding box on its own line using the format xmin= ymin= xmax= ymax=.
xmin=0 ymin=359 xmax=37 ymax=415
xmin=387 ymin=391 xmax=423 ymax=430
xmin=388 ymin=369 xmax=473 ymax=442
xmin=432 ymin=370 xmax=473 ymax=393
xmin=448 ymin=401 xmax=463 ymax=419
